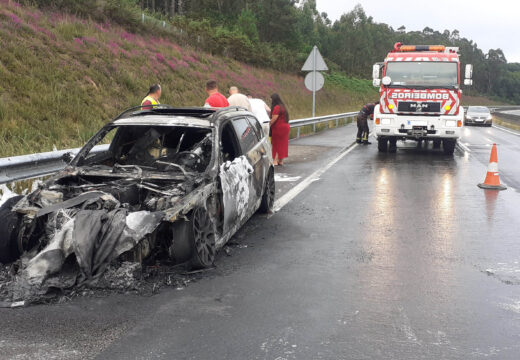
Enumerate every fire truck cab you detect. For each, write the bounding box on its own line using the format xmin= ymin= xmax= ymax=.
xmin=372 ymin=43 xmax=473 ymax=155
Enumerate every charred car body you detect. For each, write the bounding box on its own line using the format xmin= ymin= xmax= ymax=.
xmin=0 ymin=106 xmax=275 ymax=293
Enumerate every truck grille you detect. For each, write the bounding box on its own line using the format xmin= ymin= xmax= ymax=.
xmin=397 ymin=102 xmax=441 ymax=113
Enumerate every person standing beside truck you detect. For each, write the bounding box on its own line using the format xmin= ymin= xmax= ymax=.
xmin=356 ymin=101 xmax=378 ymax=145
xmin=141 ymin=84 xmax=162 ymax=110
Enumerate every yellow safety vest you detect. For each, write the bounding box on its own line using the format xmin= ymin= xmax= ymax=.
xmin=141 ymin=95 xmax=160 ymax=107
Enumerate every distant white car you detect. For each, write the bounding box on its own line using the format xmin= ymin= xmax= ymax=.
xmin=465 ymin=106 xmax=492 ymax=126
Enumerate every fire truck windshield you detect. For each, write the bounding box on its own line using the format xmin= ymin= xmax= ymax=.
xmin=385 ymin=62 xmax=458 ymax=88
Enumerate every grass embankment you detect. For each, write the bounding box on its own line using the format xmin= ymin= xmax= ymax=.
xmin=493 ymin=115 xmax=520 ymax=131
xmin=0 ymin=2 xmax=377 ymax=157
xmin=462 ymin=94 xmax=508 ymax=106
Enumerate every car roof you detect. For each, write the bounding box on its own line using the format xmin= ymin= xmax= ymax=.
xmin=111 ymin=106 xmax=253 ymax=127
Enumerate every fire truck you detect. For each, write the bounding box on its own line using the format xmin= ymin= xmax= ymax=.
xmin=372 ymin=43 xmax=473 ymax=154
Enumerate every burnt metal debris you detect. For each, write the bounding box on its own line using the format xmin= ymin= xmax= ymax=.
xmin=0 ymin=106 xmax=275 ymax=305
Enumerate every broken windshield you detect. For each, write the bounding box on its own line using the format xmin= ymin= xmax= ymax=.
xmin=75 ymin=125 xmax=213 ymax=175
xmin=385 ymin=61 xmax=458 ymax=88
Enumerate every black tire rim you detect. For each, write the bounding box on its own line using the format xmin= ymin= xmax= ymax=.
xmin=192 ymin=208 xmax=216 ymax=266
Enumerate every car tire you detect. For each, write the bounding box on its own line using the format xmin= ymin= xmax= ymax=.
xmin=443 ymin=139 xmax=456 ymax=155
xmin=190 ymin=207 xmax=216 ymax=269
xmin=0 ymin=195 xmax=23 ymax=264
xmin=259 ymin=168 xmax=275 ymax=213
xmin=433 ymin=139 xmax=442 ymax=149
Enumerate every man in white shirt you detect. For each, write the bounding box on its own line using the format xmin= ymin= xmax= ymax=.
xmin=227 ymin=86 xmax=252 ymax=112
xmin=248 ymin=95 xmax=271 ymax=136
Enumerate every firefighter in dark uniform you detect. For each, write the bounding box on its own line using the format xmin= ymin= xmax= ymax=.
xmin=356 ymin=101 xmax=379 ymax=145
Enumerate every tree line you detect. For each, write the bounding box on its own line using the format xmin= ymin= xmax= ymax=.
xmin=138 ymin=0 xmax=519 ymax=103
xmin=22 ymin=0 xmax=520 ymax=103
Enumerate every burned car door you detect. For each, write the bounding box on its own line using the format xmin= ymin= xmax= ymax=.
xmin=219 ymin=119 xmax=255 ymax=235
xmin=246 ymin=116 xmax=270 ymax=191
xmin=231 ymin=117 xmax=266 ymax=204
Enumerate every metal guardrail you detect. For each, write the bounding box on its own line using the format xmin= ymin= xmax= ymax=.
xmin=290 ymin=112 xmax=358 ymax=139
xmin=0 ymin=113 xmax=355 ymax=184
xmin=0 ymin=145 xmax=109 ymax=184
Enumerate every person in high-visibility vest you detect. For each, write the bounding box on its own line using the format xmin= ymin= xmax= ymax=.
xmin=141 ymin=84 xmax=162 ymax=110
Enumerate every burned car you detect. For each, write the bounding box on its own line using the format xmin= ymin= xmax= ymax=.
xmin=0 ymin=106 xmax=274 ymax=294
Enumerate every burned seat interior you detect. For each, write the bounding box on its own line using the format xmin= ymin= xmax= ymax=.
xmin=78 ymin=125 xmax=212 ymax=173
xmin=50 ymin=125 xmax=213 ymax=211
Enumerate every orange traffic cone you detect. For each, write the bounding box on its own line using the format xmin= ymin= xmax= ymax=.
xmin=478 ymin=143 xmax=507 ymax=190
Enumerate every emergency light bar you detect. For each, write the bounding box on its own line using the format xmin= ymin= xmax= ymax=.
xmin=393 ymin=42 xmax=447 ymax=53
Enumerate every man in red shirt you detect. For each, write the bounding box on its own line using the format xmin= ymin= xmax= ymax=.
xmin=204 ymin=80 xmax=229 ymax=108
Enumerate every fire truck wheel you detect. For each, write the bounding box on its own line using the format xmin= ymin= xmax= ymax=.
xmin=378 ymin=138 xmax=388 ymax=152
xmin=388 ymin=139 xmax=397 ymax=153
xmin=443 ymin=139 xmax=456 ymax=155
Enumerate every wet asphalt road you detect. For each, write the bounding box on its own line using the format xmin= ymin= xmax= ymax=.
xmin=2 ymin=124 xmax=520 ymax=359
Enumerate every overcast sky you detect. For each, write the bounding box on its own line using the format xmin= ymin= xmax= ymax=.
xmin=316 ymin=0 xmax=520 ymax=63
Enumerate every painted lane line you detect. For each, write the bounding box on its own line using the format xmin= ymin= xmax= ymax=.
xmin=492 ymin=124 xmax=520 ymax=136
xmin=273 ymin=143 xmax=359 ymax=213
xmin=274 ymin=174 xmax=302 ymax=183
xmin=456 ymin=141 xmax=472 ymax=154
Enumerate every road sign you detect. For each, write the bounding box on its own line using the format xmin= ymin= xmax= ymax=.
xmin=302 ymin=46 xmax=328 ymax=118
xmin=305 ymin=72 xmax=325 ymax=92
xmin=302 ymin=46 xmax=329 ymax=72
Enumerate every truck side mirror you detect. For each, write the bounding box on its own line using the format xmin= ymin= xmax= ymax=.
xmin=372 ymin=64 xmax=380 ymax=80
xmin=373 ymin=79 xmax=381 ymax=87
xmin=465 ymin=64 xmax=473 ymax=79
xmin=464 ymin=79 xmax=473 ymax=86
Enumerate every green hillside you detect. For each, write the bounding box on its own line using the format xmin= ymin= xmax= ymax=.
xmin=0 ymin=2 xmax=377 ymax=157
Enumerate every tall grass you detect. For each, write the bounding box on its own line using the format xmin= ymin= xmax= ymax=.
xmin=0 ymin=2 xmax=377 ymax=157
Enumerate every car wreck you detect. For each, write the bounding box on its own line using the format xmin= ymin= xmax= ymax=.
xmin=0 ymin=106 xmax=275 ymax=300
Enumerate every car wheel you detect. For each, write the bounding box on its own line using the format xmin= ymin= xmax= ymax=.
xmin=443 ymin=139 xmax=456 ymax=155
xmin=433 ymin=139 xmax=442 ymax=149
xmin=0 ymin=195 xmax=23 ymax=264
xmin=378 ymin=138 xmax=388 ymax=152
xmin=259 ymin=168 xmax=275 ymax=213
xmin=190 ymin=207 xmax=216 ymax=269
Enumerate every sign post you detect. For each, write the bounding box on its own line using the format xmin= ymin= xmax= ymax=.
xmin=302 ymin=46 xmax=328 ymax=119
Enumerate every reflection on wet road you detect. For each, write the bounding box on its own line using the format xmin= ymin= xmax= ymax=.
xmin=95 ymin=127 xmax=520 ymax=359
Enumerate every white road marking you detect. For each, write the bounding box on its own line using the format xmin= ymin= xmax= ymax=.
xmin=492 ymin=124 xmax=520 ymax=136
xmin=274 ymin=174 xmax=302 ymax=182
xmin=456 ymin=141 xmax=472 ymax=153
xmin=273 ymin=143 xmax=359 ymax=212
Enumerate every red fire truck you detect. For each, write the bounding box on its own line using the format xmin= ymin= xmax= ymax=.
xmin=372 ymin=43 xmax=473 ymax=154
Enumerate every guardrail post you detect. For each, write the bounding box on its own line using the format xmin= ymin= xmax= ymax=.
xmin=297 ymin=127 xmax=301 ymax=139
xmin=336 ymin=118 xmax=339 ymax=128
xmin=313 ymin=123 xmax=316 ymax=133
